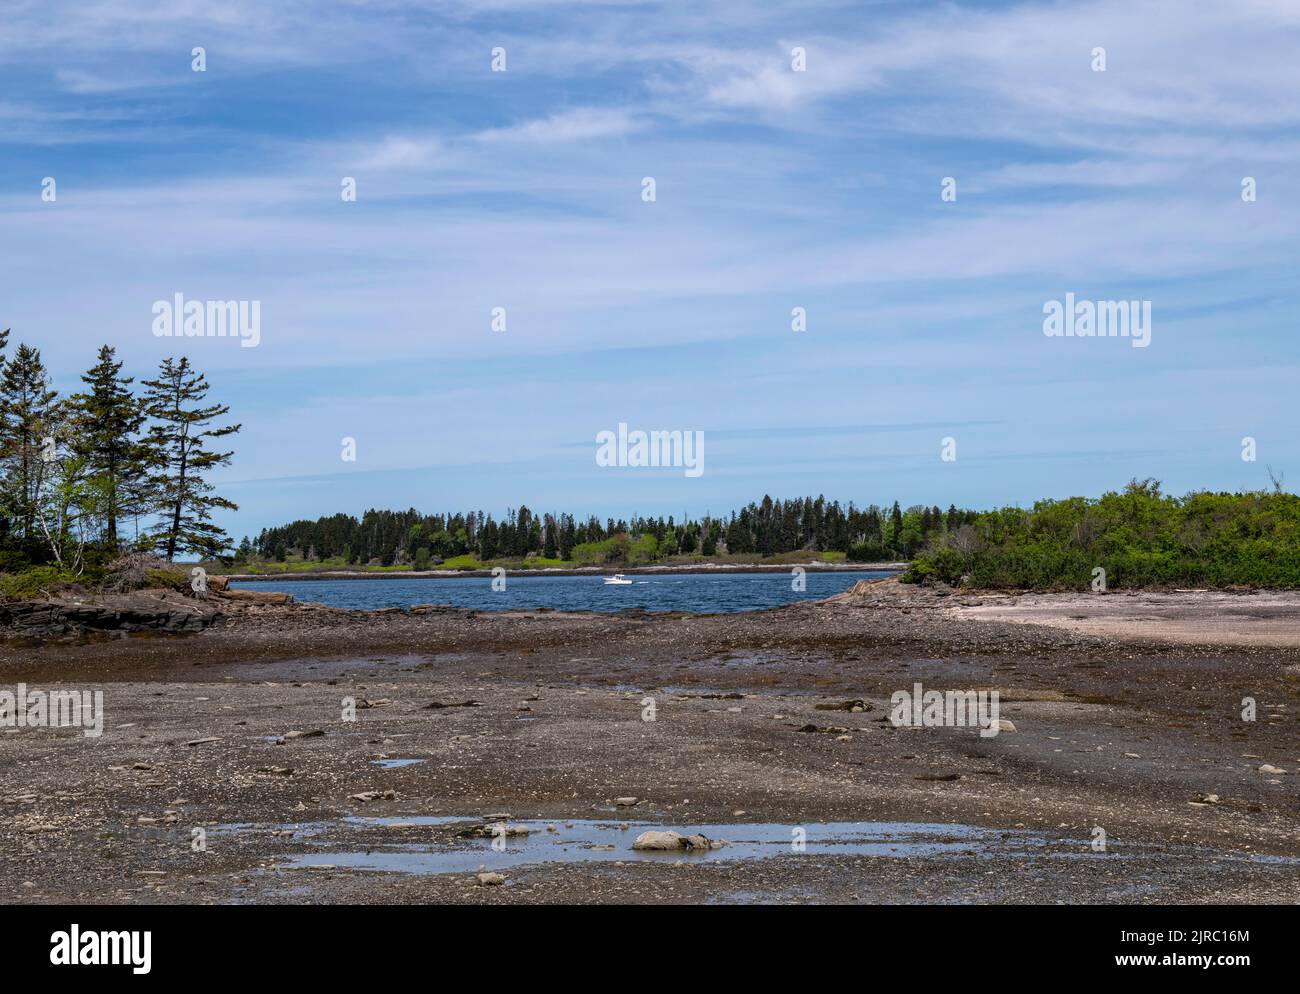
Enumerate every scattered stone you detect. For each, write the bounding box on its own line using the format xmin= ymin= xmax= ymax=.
xmin=632 ymin=830 xmax=721 ymax=852
xmin=815 ymin=699 xmax=872 ymax=713
xmin=458 ymin=822 xmax=529 ymax=839
xmin=1258 ymin=764 xmax=1286 ymax=775
xmin=424 ymin=700 xmax=482 ymax=710
xmin=348 ymin=790 xmax=396 ymax=803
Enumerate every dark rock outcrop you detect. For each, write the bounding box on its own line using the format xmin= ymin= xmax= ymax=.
xmin=0 ymin=590 xmax=226 ymax=639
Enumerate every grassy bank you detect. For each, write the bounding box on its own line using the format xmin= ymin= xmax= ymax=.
xmin=904 ymin=481 xmax=1300 ymax=590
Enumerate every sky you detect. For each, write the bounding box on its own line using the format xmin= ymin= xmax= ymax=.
xmin=2 ymin=0 xmax=1298 ymax=543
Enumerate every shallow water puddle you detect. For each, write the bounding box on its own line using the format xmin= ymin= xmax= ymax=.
xmin=283 ymin=818 xmax=1068 ymax=876
xmin=370 ymin=758 xmax=427 ymax=769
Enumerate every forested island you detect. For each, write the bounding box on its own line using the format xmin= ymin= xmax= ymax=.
xmin=235 ymin=478 xmax=1300 ymax=591
xmin=233 ymin=497 xmax=967 ymax=573
xmin=3 ymin=328 xmax=1297 ymax=597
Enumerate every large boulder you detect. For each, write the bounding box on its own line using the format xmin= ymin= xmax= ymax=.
xmin=631 ymin=830 xmax=720 ymax=852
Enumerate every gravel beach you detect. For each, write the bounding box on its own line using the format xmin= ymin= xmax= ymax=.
xmin=3 ymin=578 xmax=1298 ymax=904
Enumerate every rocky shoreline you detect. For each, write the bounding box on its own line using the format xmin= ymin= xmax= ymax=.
xmin=2 ymin=577 xmax=1298 ymax=904
xmin=0 ymin=579 xmax=297 ymax=640
xmin=0 ymin=590 xmax=226 ymax=639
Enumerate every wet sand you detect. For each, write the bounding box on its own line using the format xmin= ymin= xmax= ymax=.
xmin=2 ymin=579 xmax=1298 ymax=904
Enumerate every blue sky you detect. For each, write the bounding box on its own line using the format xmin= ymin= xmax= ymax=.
xmin=2 ymin=0 xmax=1298 ymax=543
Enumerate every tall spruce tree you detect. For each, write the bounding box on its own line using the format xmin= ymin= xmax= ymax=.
xmin=70 ymin=345 xmax=147 ymax=548
xmin=141 ymin=357 xmax=241 ymax=561
xmin=888 ymin=500 xmax=904 ymax=554
xmin=0 ymin=343 xmax=59 ymax=540
xmin=0 ymin=328 xmax=8 ymax=545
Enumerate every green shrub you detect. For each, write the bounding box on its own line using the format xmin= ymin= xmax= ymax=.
xmin=144 ymin=567 xmax=190 ymax=592
xmin=905 ymin=484 xmax=1300 ymax=590
xmin=0 ymin=566 xmax=77 ymax=602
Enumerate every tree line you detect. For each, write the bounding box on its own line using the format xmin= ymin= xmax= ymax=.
xmin=243 ymin=496 xmax=979 ymax=568
xmin=906 ymin=478 xmax=1300 ymax=589
xmin=0 ymin=329 xmax=240 ymax=574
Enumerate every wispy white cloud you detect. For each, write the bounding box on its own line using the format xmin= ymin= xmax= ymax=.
xmin=3 ymin=0 xmax=1298 ymax=535
xmin=475 ymin=106 xmax=645 ymax=144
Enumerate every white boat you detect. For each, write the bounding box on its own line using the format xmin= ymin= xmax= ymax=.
xmin=604 ymin=574 xmax=633 ymax=585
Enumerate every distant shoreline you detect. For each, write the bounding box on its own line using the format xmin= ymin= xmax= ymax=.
xmin=227 ymin=562 xmax=907 ymax=582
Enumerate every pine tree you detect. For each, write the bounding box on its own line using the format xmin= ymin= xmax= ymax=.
xmin=543 ymin=514 xmax=558 ymax=559
xmin=70 ymin=345 xmax=147 ymax=549
xmin=141 ymin=357 xmax=241 ymax=561
xmin=0 ymin=329 xmax=8 ymax=543
xmin=0 ymin=329 xmax=10 ymax=547
xmin=886 ymin=500 xmax=904 ymax=555
xmin=0 ymin=343 xmax=59 ymax=540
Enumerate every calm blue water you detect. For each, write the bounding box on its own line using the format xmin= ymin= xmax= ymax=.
xmin=229 ymin=570 xmax=893 ymax=614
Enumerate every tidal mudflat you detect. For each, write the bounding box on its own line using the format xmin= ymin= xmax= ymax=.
xmin=3 ymin=578 xmax=1298 ymax=904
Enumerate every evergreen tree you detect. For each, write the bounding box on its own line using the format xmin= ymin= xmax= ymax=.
xmin=543 ymin=514 xmax=558 ymax=559
xmin=0 ymin=328 xmax=8 ymax=544
xmin=0 ymin=343 xmax=59 ymax=540
xmin=141 ymin=357 xmax=241 ymax=561
xmin=888 ymin=501 xmax=904 ymax=553
xmin=70 ymin=345 xmax=147 ymax=548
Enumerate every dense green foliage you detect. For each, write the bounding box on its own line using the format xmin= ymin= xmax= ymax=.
xmin=904 ymin=479 xmax=1300 ymax=589
xmin=0 ymin=329 xmax=241 ymax=597
xmin=242 ymin=498 xmax=973 ymax=569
